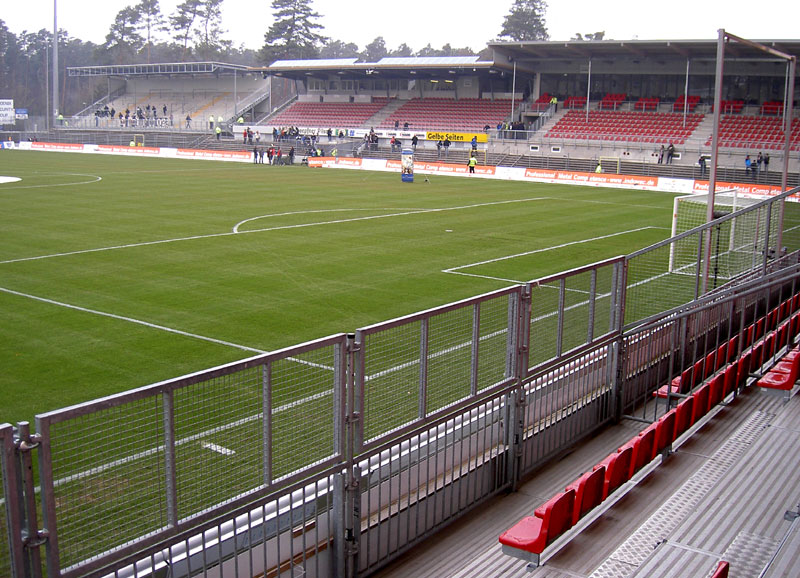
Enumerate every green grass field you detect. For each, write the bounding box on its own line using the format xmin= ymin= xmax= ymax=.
xmin=0 ymin=150 xmax=677 ymax=425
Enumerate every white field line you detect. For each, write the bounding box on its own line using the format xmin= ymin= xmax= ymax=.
xmin=0 ymin=286 xmax=266 ymax=354
xmin=0 ymin=174 xmax=103 ymax=190
xmin=201 ymin=442 xmax=236 ymax=456
xmin=442 ymin=227 xmax=661 ymax=285
xmin=0 ymin=285 xmax=337 ymax=375
xmin=0 ymin=198 xmax=547 ymax=266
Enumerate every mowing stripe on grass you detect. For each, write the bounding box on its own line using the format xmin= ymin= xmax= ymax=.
xmin=0 ymin=198 xmax=548 ymax=265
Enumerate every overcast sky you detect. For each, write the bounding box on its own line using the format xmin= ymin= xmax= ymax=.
xmin=2 ymin=0 xmax=799 ymax=54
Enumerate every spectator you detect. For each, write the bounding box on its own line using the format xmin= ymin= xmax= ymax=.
xmin=658 ymin=145 xmax=664 ymax=164
xmin=443 ymin=137 xmax=451 ymax=157
xmin=666 ymin=142 xmax=675 ymax=164
xmin=757 ymin=152 xmax=764 ymax=173
xmin=436 ymin=140 xmax=443 ymax=158
xmin=411 ymin=135 xmax=418 ymax=150
xmin=745 ymin=155 xmax=752 ymax=176
xmin=764 ymin=153 xmax=770 ymax=172
xmin=185 ymin=114 xmax=192 ymax=128
xmin=288 ymin=146 xmax=295 ymax=164
xmin=698 ymin=155 xmax=706 ymax=176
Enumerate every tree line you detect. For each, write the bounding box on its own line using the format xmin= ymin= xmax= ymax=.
xmin=0 ymin=0 xmax=548 ymax=117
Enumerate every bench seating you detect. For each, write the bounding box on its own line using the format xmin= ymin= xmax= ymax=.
xmin=499 ymin=489 xmax=575 ymax=566
xmin=500 ymin=291 xmax=800 ymax=570
xmin=757 ymin=346 xmax=800 ymax=401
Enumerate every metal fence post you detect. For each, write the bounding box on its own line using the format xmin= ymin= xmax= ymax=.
xmin=17 ymin=423 xmax=45 ymax=578
xmin=1 ymin=424 xmax=26 ymax=578
xmin=508 ymin=287 xmax=531 ymax=491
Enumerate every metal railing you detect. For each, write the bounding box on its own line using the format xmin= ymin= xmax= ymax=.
xmin=2 ymin=187 xmax=799 ymax=578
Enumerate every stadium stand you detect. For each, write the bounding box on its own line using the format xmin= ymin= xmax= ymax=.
xmin=378 ymin=98 xmax=519 ymax=131
xmin=598 ymin=93 xmax=626 ymax=110
xmin=267 ymin=98 xmax=391 ymax=129
xmin=672 ymin=94 xmax=701 ymax=112
xmin=704 ymin=114 xmax=800 ymax=150
xmin=634 ymin=97 xmax=660 ymax=111
xmin=545 ymin=110 xmax=703 ymax=144
xmin=564 ymin=95 xmax=587 ymax=109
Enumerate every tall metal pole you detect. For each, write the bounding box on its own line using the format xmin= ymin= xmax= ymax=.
xmin=683 ymin=58 xmax=690 ymax=128
xmin=775 ymin=56 xmax=796 ymax=258
xmin=585 ymin=59 xmax=592 ymax=123
xmin=52 ymin=0 xmax=59 ymax=122
xmin=703 ymin=28 xmax=726 ymax=295
xmin=510 ymin=60 xmax=517 ymax=122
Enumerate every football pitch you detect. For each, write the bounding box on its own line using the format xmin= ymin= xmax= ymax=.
xmin=0 ymin=150 xmax=677 ymax=425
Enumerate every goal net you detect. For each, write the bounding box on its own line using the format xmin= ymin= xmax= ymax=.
xmin=668 ymin=190 xmax=773 ymax=282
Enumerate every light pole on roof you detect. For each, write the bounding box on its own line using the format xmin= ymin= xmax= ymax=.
xmin=53 ymin=0 xmax=59 ymax=123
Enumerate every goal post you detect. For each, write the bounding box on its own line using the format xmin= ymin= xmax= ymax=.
xmin=598 ymin=156 xmax=620 ymax=174
xmin=668 ymin=190 xmax=769 ymax=279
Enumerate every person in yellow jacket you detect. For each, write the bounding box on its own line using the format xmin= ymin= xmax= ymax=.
xmin=468 ymin=155 xmax=478 ymax=174
xmin=595 ymin=162 xmax=603 ymax=173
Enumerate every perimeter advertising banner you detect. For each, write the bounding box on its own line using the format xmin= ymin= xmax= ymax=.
xmin=426 ymin=131 xmax=488 ymax=143
xmin=0 ymin=100 xmax=15 ymax=124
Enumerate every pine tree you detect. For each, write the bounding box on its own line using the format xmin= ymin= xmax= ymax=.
xmin=134 ymin=0 xmax=166 ymax=63
xmin=105 ymin=6 xmax=145 ymax=63
xmin=498 ymin=0 xmax=549 ymax=42
xmin=260 ymin=0 xmax=326 ymax=64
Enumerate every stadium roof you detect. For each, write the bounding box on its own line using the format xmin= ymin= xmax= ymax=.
xmin=264 ymin=55 xmax=496 ymax=80
xmin=68 ymin=61 xmax=251 ymax=77
xmin=488 ymin=39 xmax=800 ymax=74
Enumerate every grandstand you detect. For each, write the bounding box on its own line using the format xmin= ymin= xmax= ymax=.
xmin=39 ymin=39 xmax=797 ymax=180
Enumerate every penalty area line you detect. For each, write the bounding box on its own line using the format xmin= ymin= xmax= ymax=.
xmin=442 ymin=227 xmax=661 ymax=284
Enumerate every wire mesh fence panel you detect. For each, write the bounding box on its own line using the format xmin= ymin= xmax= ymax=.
xmin=39 ymin=396 xmax=169 ymax=570
xmin=780 ymin=199 xmax=800 ymax=253
xmin=476 ymin=294 xmax=517 ymax=392
xmin=358 ymin=289 xmax=520 ymax=449
xmin=626 ymin=237 xmax=701 ymax=324
xmin=36 ymin=335 xmax=346 ymax=576
xmin=529 ymin=281 xmax=562 ymax=367
xmin=360 ymin=319 xmax=425 ymax=445
xmin=174 ymin=365 xmax=266 ymax=520
xmin=426 ymin=306 xmax=478 ymax=414
xmin=528 ymin=260 xmax=621 ymax=370
xmin=268 ymin=346 xmax=342 ymax=481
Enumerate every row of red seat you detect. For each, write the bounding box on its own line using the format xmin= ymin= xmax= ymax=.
xmin=499 ymin=292 xmax=800 ymax=571
xmin=546 ymin=110 xmax=703 ymax=144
